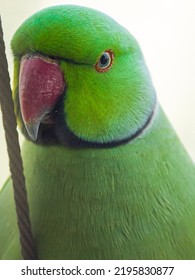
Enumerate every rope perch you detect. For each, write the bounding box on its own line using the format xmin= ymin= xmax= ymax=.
xmin=0 ymin=16 xmax=37 ymax=260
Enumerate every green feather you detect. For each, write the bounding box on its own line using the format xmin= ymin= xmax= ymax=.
xmin=1 ymin=5 xmax=195 ymax=259
xmin=11 ymin=5 xmax=155 ymax=144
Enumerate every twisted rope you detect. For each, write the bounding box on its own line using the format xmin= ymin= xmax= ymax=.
xmin=0 ymin=16 xmax=37 ymax=259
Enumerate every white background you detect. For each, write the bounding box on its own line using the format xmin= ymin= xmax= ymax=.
xmin=0 ymin=260 xmax=195 ymax=279
xmin=0 ymin=0 xmax=195 ymax=188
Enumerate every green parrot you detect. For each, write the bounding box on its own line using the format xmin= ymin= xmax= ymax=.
xmin=0 ymin=5 xmax=195 ymax=260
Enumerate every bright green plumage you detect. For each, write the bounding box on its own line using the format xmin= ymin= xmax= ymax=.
xmin=11 ymin=5 xmax=155 ymax=144
xmin=0 ymin=5 xmax=195 ymax=259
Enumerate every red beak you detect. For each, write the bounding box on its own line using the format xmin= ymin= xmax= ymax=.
xmin=19 ymin=55 xmax=65 ymax=140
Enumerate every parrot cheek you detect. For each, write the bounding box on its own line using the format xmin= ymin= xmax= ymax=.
xmin=19 ymin=54 xmax=65 ymax=140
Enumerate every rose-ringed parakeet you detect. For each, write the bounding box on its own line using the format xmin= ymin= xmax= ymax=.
xmin=0 ymin=5 xmax=195 ymax=260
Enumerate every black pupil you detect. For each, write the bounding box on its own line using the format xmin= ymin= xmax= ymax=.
xmin=100 ymin=53 xmax=109 ymax=67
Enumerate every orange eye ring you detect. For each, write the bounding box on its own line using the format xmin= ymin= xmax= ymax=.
xmin=94 ymin=49 xmax=114 ymax=72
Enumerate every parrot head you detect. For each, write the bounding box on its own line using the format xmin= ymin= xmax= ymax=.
xmin=11 ymin=5 xmax=156 ymax=148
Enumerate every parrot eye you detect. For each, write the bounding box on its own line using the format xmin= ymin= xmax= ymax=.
xmin=95 ymin=50 xmax=114 ymax=72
